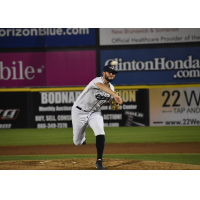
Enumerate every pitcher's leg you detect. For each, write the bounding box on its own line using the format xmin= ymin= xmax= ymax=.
xmin=88 ymin=112 xmax=105 ymax=136
xmin=71 ymin=106 xmax=87 ymax=146
xmin=88 ymin=112 xmax=105 ymax=169
xmin=72 ymin=121 xmax=87 ymax=146
xmin=96 ymin=135 xmax=105 ymax=160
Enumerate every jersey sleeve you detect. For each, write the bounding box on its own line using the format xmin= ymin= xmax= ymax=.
xmin=93 ymin=77 xmax=104 ymax=88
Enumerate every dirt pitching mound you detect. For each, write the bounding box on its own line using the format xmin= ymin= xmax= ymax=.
xmin=1 ymin=158 xmax=200 ymax=170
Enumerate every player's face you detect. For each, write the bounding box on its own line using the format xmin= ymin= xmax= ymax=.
xmin=104 ymin=71 xmax=116 ymax=82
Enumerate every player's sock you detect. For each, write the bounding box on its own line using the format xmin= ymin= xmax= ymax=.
xmin=96 ymin=135 xmax=105 ymax=160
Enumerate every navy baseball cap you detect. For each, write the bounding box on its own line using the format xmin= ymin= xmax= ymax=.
xmin=103 ymin=61 xmax=118 ymax=74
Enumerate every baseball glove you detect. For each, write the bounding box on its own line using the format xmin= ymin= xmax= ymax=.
xmin=111 ymin=90 xmax=120 ymax=110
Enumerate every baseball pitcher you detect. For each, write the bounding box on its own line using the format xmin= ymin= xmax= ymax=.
xmin=71 ymin=61 xmax=123 ymax=170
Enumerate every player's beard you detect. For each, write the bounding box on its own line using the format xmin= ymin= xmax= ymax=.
xmin=105 ymin=73 xmax=115 ymax=82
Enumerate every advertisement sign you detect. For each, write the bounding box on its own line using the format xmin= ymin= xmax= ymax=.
xmin=149 ymin=87 xmax=200 ymax=126
xmin=101 ymin=47 xmax=200 ymax=85
xmin=30 ymin=89 xmax=149 ymax=129
xmin=0 ymin=28 xmax=96 ymax=48
xmin=0 ymin=92 xmax=29 ymax=129
xmin=100 ymin=28 xmax=200 ymax=45
xmin=30 ymin=91 xmax=82 ymax=128
xmin=102 ymin=89 xmax=149 ymax=127
xmin=0 ymin=50 xmax=96 ymax=87
xmin=0 ymin=52 xmax=46 ymax=87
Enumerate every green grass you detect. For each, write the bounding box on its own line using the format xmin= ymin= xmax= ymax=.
xmin=1 ymin=154 xmax=200 ymax=165
xmin=0 ymin=126 xmax=200 ymax=146
xmin=1 ymin=127 xmax=199 ymax=167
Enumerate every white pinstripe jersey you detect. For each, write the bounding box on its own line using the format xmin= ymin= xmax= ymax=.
xmin=74 ymin=77 xmax=114 ymax=112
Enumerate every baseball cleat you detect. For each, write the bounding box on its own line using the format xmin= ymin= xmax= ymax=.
xmin=82 ymin=139 xmax=86 ymax=145
xmin=96 ymin=159 xmax=105 ymax=170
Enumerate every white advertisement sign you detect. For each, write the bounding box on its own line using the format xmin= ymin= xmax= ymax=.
xmin=149 ymin=87 xmax=200 ymax=126
xmin=100 ymin=28 xmax=200 ymax=45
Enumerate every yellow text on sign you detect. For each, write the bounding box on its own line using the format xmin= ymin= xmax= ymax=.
xmin=118 ymin=90 xmax=138 ymax=102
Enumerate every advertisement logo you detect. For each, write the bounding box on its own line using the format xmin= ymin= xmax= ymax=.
xmin=100 ymin=28 xmax=200 ymax=45
xmin=0 ymin=28 xmax=95 ymax=48
xmin=0 ymin=50 xmax=96 ymax=88
xmin=0 ymin=109 xmax=20 ymax=120
xmin=104 ymin=55 xmax=200 ymax=80
xmin=0 ymin=61 xmax=45 ymax=81
xmin=0 ymin=28 xmax=90 ymax=37
xmin=101 ymin=47 xmax=200 ymax=85
xmin=41 ymin=92 xmax=81 ymax=104
xmin=149 ymin=87 xmax=200 ymax=126
xmin=0 ymin=52 xmax=46 ymax=87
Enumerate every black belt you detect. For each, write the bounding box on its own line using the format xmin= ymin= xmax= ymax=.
xmin=76 ymin=106 xmax=87 ymax=112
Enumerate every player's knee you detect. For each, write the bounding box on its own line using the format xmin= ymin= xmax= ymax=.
xmin=73 ymin=140 xmax=81 ymax=146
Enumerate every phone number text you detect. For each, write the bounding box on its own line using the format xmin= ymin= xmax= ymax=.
xmin=37 ymin=123 xmax=68 ymax=128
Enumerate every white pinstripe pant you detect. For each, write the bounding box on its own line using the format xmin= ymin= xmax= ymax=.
xmin=71 ymin=104 xmax=105 ymax=146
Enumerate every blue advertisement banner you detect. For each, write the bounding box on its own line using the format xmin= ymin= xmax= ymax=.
xmin=0 ymin=28 xmax=95 ymax=48
xmin=101 ymin=47 xmax=200 ymax=85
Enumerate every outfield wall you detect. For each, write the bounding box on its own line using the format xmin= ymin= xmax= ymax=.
xmin=1 ymin=28 xmax=200 ymax=88
xmin=1 ymin=28 xmax=200 ymax=128
xmin=0 ymin=84 xmax=200 ymax=129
